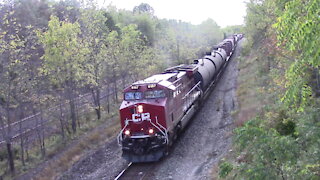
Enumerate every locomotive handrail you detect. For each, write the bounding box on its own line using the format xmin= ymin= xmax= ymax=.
xmin=183 ymin=81 xmax=201 ymax=99
xmin=117 ymin=117 xmax=169 ymax=146
xmin=117 ymin=118 xmax=130 ymax=146
xmin=153 ymin=116 xmax=168 ymax=143
xmin=182 ymin=82 xmax=201 ymax=112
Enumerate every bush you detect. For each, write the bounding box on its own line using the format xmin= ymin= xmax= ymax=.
xmin=219 ymin=161 xmax=233 ymax=178
xmin=275 ymin=110 xmax=296 ymax=136
xmin=275 ymin=119 xmax=296 ymax=136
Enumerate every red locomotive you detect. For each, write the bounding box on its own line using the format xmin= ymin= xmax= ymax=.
xmin=117 ymin=34 xmax=243 ymax=162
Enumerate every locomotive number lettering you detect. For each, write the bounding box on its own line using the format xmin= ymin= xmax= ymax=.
xmin=132 ymin=113 xmax=151 ymax=123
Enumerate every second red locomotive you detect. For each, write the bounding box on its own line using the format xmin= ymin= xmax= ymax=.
xmin=117 ymin=34 xmax=243 ymax=162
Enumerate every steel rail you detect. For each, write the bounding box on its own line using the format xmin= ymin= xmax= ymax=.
xmin=114 ymin=162 xmax=133 ymax=180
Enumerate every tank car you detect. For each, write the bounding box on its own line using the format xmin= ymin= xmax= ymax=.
xmin=117 ymin=35 xmax=240 ymax=162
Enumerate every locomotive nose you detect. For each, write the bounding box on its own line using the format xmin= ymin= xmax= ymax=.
xmin=133 ymin=146 xmax=144 ymax=155
xmin=120 ymin=102 xmax=165 ymax=136
xmin=133 ymin=139 xmax=148 ymax=154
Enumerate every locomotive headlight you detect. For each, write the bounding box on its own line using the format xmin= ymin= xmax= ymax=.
xmin=148 ymin=128 xmax=154 ymax=135
xmin=124 ymin=129 xmax=130 ymax=136
xmin=137 ymin=105 xmax=143 ymax=113
xmin=131 ymin=85 xmax=139 ymax=90
xmin=147 ymin=84 xmax=156 ymax=88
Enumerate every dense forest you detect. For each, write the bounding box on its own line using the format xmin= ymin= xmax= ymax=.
xmin=0 ymin=0 xmax=240 ymax=178
xmin=219 ymin=0 xmax=320 ymax=179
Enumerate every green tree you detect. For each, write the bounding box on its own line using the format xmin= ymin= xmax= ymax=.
xmin=0 ymin=10 xmax=39 ymax=175
xmin=134 ymin=13 xmax=156 ymax=46
xmin=274 ymin=0 xmax=320 ymax=111
xmin=222 ymin=25 xmax=244 ymax=37
xmin=37 ymin=15 xmax=89 ymax=133
xmin=197 ymin=18 xmax=223 ymax=47
xmin=80 ymin=7 xmax=109 ymax=120
xmin=133 ymin=3 xmax=154 ymax=15
xmin=118 ymin=24 xmax=146 ymax=87
xmin=228 ymin=0 xmax=320 ymax=179
xmin=105 ymin=30 xmax=121 ymax=102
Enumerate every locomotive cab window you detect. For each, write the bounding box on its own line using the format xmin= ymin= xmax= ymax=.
xmin=145 ymin=90 xmax=166 ymax=99
xmin=124 ymin=92 xmax=143 ymax=100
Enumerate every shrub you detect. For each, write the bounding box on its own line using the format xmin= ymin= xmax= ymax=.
xmin=219 ymin=161 xmax=233 ymax=178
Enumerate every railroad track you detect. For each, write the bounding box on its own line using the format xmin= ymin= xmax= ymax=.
xmin=114 ymin=162 xmax=156 ymax=180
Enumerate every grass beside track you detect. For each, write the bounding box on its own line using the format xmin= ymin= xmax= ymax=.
xmin=33 ymin=118 xmax=120 ymax=180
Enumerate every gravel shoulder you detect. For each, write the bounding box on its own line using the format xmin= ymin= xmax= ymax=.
xmin=60 ymin=40 xmax=243 ymax=180
xmin=59 ymin=138 xmax=128 ymax=180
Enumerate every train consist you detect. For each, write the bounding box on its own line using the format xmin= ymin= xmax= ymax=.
xmin=117 ymin=34 xmax=243 ymax=162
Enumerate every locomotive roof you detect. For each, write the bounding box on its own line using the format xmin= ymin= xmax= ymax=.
xmin=134 ymin=73 xmax=176 ymax=84
xmin=132 ymin=72 xmax=186 ymax=90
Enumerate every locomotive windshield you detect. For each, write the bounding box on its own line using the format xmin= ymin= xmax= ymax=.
xmin=145 ymin=90 xmax=166 ymax=99
xmin=124 ymin=92 xmax=143 ymax=100
xmin=124 ymin=90 xmax=166 ymax=100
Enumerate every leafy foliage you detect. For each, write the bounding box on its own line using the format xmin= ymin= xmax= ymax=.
xmin=219 ymin=161 xmax=233 ymax=178
xmin=274 ymin=0 xmax=320 ymax=111
xmin=235 ymin=117 xmax=300 ymax=179
xmin=38 ymin=15 xmax=88 ymax=87
xmin=226 ymin=0 xmax=320 ymax=179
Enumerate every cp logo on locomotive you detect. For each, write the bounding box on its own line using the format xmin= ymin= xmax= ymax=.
xmin=132 ymin=113 xmax=151 ymax=123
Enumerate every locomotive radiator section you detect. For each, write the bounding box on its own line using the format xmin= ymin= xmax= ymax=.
xmin=117 ymin=34 xmax=243 ymax=163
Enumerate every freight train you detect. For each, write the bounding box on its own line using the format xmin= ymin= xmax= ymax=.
xmin=117 ymin=34 xmax=243 ymax=162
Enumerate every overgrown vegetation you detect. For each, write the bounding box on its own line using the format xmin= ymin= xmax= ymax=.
xmin=219 ymin=0 xmax=320 ymax=179
xmin=0 ymin=0 xmax=230 ymax=178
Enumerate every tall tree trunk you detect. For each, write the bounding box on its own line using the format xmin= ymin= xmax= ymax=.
xmin=93 ymin=62 xmax=101 ymax=120
xmin=112 ymin=66 xmax=118 ymax=102
xmin=19 ymin=110 xmax=25 ymax=166
xmin=122 ymin=76 xmax=126 ymax=89
xmin=69 ymin=98 xmax=77 ymax=133
xmin=35 ymin=106 xmax=45 ymax=158
xmin=59 ymin=103 xmax=65 ymax=141
xmin=66 ymin=83 xmax=77 ymax=133
xmin=75 ymin=98 xmax=80 ymax=129
xmin=91 ymin=88 xmax=101 ymax=120
xmin=59 ymin=97 xmax=71 ymax=135
xmin=0 ymin=115 xmax=14 ymax=175
xmin=25 ymin=136 xmax=29 ymax=161
xmin=4 ymin=106 xmax=15 ymax=175
xmin=40 ymin=108 xmax=45 ymax=157
xmin=6 ymin=142 xmax=15 ymax=175
xmin=96 ymin=89 xmax=101 ymax=119
xmin=114 ymin=80 xmax=118 ymax=103
xmin=107 ymin=86 xmax=110 ymax=114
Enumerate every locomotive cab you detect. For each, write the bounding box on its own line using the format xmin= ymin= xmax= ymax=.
xmin=117 ymin=70 xmax=201 ymax=162
xmin=118 ymin=75 xmax=175 ymax=162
